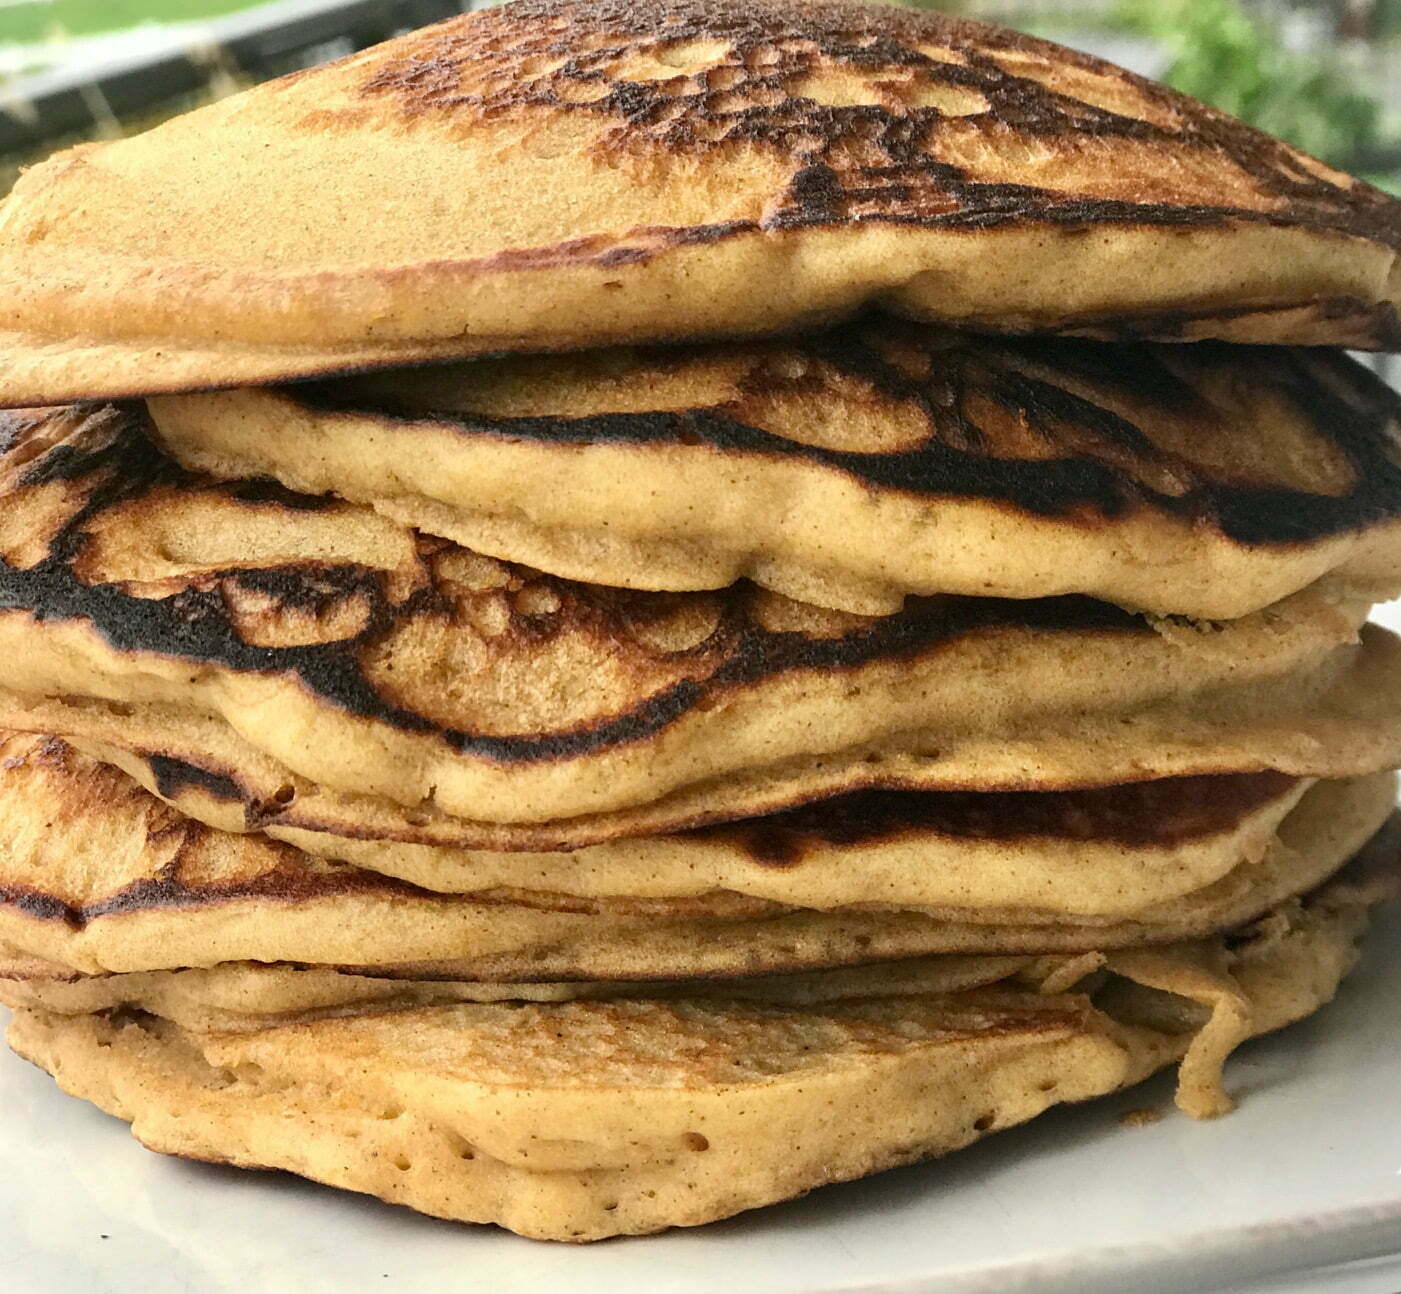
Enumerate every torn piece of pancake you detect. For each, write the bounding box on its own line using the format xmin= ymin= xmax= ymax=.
xmin=0 ymin=0 xmax=1399 ymax=406
xmin=0 ymin=403 xmax=1388 ymax=834
xmin=0 ymin=731 xmax=1389 ymax=979
xmin=7 ymin=851 xmax=1393 ymax=1241
xmin=147 ymin=332 xmax=1401 ymax=620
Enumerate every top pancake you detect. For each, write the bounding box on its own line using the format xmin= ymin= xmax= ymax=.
xmin=0 ymin=2 xmax=1398 ymax=408
xmin=148 ymin=329 xmax=1401 ymax=619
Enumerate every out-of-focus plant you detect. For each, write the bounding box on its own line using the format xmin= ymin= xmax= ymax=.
xmin=1333 ymin=0 xmax=1401 ymax=40
xmin=1115 ymin=0 xmax=1381 ymax=168
xmin=1374 ymin=0 xmax=1401 ymax=38
xmin=874 ymin=0 xmax=968 ymax=10
xmin=0 ymin=2 xmax=259 ymax=46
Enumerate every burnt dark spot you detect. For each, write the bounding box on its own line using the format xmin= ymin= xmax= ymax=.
xmin=0 ymin=849 xmax=438 ymax=930
xmin=298 ymin=323 xmax=1401 ymax=544
xmin=777 ymin=161 xmax=845 ymax=225
xmin=225 ymin=565 xmax=382 ymax=616
xmin=16 ymin=411 xmax=189 ymax=500
xmin=147 ymin=755 xmax=246 ymax=806
xmin=0 ymin=887 xmax=73 ymax=923
xmin=223 ymin=477 xmax=338 ymax=513
xmin=349 ymin=0 xmax=1400 ymax=265
xmin=697 ymin=771 xmax=1301 ymax=864
xmin=0 ymin=402 xmax=1147 ymax=766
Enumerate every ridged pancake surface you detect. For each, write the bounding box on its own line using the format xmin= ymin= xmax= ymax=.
xmin=148 ymin=330 xmax=1401 ymax=619
xmin=0 ymin=1 xmax=1399 ymax=406
xmin=0 ymin=404 xmax=1379 ymax=834
xmin=7 ymin=864 xmax=1388 ymax=1239
xmin=0 ymin=732 xmax=1389 ymax=979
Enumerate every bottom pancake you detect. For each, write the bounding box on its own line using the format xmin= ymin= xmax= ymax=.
xmin=7 ymin=858 xmax=1391 ymax=1242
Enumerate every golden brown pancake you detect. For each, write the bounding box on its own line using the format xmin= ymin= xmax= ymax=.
xmin=0 ymin=731 xmax=1389 ymax=979
xmin=147 ymin=330 xmax=1401 ymax=619
xmin=0 ymin=403 xmax=1381 ymax=837
xmin=123 ymin=773 xmax=1321 ymax=916
xmin=0 ymin=0 xmax=1397 ymax=406
xmin=7 ymin=859 xmax=1390 ymax=1239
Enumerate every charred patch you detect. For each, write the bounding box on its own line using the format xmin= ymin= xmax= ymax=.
xmin=146 ymin=755 xmax=248 ymax=807
xmin=223 ymin=477 xmax=339 ymax=513
xmin=0 ymin=844 xmax=436 ymax=931
xmin=1039 ymin=298 xmax=1401 ymax=352
xmin=223 ymin=565 xmax=385 ymax=617
xmin=0 ymin=403 xmax=1153 ymax=766
xmin=298 ymin=324 xmax=1401 ymax=544
xmin=695 ymin=771 xmax=1301 ymax=865
xmin=349 ymin=0 xmax=1400 ymax=256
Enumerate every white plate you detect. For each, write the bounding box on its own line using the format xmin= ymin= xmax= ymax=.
xmin=1 ymin=898 xmax=1399 ymax=1294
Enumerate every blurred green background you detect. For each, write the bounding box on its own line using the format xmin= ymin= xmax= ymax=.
xmin=0 ymin=3 xmax=261 ymax=43
xmin=945 ymin=0 xmax=1401 ymax=185
xmin=0 ymin=0 xmax=1395 ymax=190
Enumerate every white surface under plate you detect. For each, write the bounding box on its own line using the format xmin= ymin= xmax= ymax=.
xmin=0 ymin=896 xmax=1397 ymax=1294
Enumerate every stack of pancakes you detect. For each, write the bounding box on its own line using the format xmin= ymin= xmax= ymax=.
xmin=0 ymin=0 xmax=1397 ymax=1242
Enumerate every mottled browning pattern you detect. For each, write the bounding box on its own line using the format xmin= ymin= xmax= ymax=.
xmin=302 ymin=325 xmax=1401 ymax=544
xmin=0 ymin=403 xmax=1145 ymax=764
xmin=0 ymin=0 xmax=1396 ymax=418
xmin=0 ymin=734 xmax=436 ymax=927
xmin=344 ymin=0 xmax=1399 ymax=254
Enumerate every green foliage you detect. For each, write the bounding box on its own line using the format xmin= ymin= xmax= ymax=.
xmin=0 ymin=1 xmax=264 ymax=45
xmin=1115 ymin=0 xmax=1381 ymax=166
xmin=1376 ymin=0 xmax=1401 ymax=39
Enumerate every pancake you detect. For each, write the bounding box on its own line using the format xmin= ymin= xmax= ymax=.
xmin=10 ymin=619 xmax=1401 ymax=853
xmin=0 ymin=405 xmax=1378 ymax=833
xmin=147 ymin=333 xmax=1401 ymax=619
xmin=0 ymin=728 xmax=1331 ymax=913
xmin=131 ymin=774 xmax=1322 ymax=916
xmin=0 ymin=1 xmax=1398 ymax=407
xmin=0 ymin=731 xmax=1389 ymax=979
xmin=7 ymin=864 xmax=1389 ymax=1239
xmin=0 ymin=954 xmax=1041 ymax=1035
xmin=8 ymin=828 xmax=1394 ymax=1030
